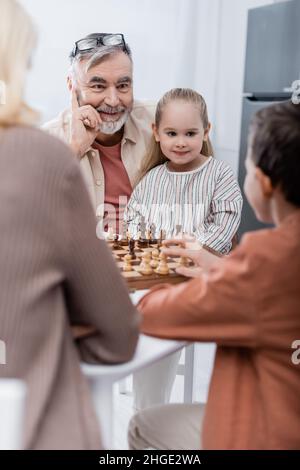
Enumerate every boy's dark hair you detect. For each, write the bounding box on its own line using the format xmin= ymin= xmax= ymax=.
xmin=250 ymin=101 xmax=300 ymax=207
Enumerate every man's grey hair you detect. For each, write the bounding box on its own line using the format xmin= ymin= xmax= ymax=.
xmin=69 ymin=34 xmax=132 ymax=74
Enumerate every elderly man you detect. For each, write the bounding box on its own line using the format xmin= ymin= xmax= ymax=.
xmin=44 ymin=33 xmax=155 ymax=232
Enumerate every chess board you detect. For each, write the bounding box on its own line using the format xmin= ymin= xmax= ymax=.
xmin=107 ymin=241 xmax=188 ymax=291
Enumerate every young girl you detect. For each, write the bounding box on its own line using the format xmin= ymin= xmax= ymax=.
xmin=125 ymin=88 xmax=243 ymax=254
xmin=128 ymin=88 xmax=243 ymax=411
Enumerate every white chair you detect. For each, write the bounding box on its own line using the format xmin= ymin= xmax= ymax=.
xmin=176 ymin=344 xmax=195 ymax=403
xmin=0 ymin=379 xmax=26 ymax=450
xmin=119 ymin=290 xmax=195 ymax=402
xmin=118 ymin=344 xmax=195 ymax=403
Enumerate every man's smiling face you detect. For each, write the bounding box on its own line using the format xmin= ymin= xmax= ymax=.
xmin=73 ymin=51 xmax=134 ymax=135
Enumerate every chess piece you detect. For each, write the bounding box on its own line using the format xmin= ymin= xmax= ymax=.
xmin=139 ymin=252 xmax=153 ymax=276
xmin=126 ymin=230 xmax=131 ymax=241
xmin=128 ymin=239 xmax=136 ymax=260
xmin=150 ymin=249 xmax=159 ymax=268
xmin=139 ymin=216 xmax=147 ymax=240
xmin=155 ymin=252 xmax=169 ymax=275
xmin=123 ymin=254 xmax=133 ymax=272
xmin=146 ymin=230 xmax=151 ymax=245
xmin=113 ymin=235 xmax=120 ymax=250
xmin=179 ymin=256 xmax=189 ymax=267
xmin=137 ymin=216 xmax=148 ymax=247
xmin=119 ymin=221 xmax=129 ymax=246
xmin=138 ymin=239 xmax=148 ymax=248
xmin=107 ymin=226 xmax=114 ymax=241
xmin=150 ymin=223 xmax=156 ymax=241
xmin=158 ymin=229 xmax=166 ymax=248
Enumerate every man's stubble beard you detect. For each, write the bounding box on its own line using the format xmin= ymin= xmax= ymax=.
xmin=76 ymin=90 xmax=132 ymax=136
xmin=98 ymin=109 xmax=130 ymax=135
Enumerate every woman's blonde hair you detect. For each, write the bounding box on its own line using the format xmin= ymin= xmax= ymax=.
xmin=139 ymin=88 xmax=213 ymax=181
xmin=0 ymin=0 xmax=38 ymax=127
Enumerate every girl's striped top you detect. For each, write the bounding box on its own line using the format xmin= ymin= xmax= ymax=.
xmin=125 ymin=157 xmax=243 ymax=254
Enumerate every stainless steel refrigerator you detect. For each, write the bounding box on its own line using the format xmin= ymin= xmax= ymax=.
xmin=238 ymin=0 xmax=300 ymax=236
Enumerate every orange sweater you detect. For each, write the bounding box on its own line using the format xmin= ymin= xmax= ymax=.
xmin=139 ymin=211 xmax=300 ymax=449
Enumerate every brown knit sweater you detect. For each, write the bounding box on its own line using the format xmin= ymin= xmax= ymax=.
xmin=0 ymin=126 xmax=139 ymax=449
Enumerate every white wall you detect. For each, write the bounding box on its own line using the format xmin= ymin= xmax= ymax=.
xmin=21 ymin=0 xmax=278 ymax=174
xmin=22 ymin=0 xmax=221 ymax=122
xmin=213 ymin=0 xmax=275 ymax=175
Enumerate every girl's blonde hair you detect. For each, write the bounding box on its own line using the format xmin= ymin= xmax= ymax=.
xmin=139 ymin=88 xmax=213 ymax=181
xmin=0 ymin=0 xmax=39 ymax=128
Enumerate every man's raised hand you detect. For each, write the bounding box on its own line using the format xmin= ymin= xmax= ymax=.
xmin=69 ymin=88 xmax=102 ymax=159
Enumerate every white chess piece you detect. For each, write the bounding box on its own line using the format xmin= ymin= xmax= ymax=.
xmin=123 ymin=254 xmax=133 ymax=272
xmin=150 ymin=249 xmax=159 ymax=268
xmin=155 ymin=252 xmax=169 ymax=275
xmin=139 ymin=252 xmax=153 ymax=275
